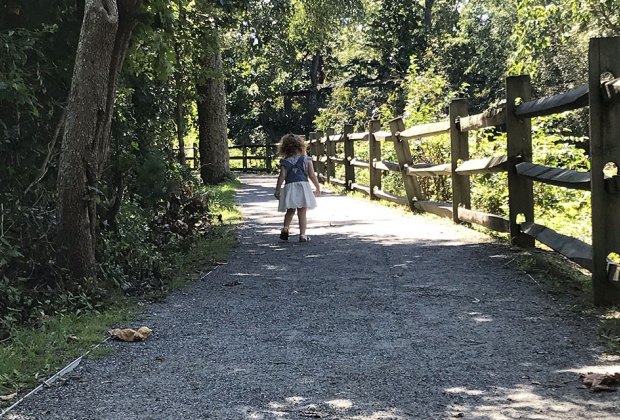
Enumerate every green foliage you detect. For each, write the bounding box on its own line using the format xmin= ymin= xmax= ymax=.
xmin=289 ymin=0 xmax=364 ymax=51
xmin=600 ymin=311 xmax=620 ymax=354
xmin=314 ymin=86 xmax=386 ymax=131
xmin=0 ymin=178 xmax=241 ymax=397
xmin=434 ymin=0 xmax=515 ymax=111
xmin=0 ymin=308 xmax=131 ymax=396
xmin=365 ymin=0 xmax=426 ymax=77
xmin=403 ymin=58 xmax=463 ymax=126
xmin=134 ymin=151 xmax=182 ymax=207
xmin=0 ymin=0 xmax=238 ymax=342
xmin=530 ymin=115 xmax=591 ymax=242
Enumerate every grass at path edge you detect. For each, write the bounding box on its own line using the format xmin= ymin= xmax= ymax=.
xmin=0 ymin=178 xmax=241 ymax=400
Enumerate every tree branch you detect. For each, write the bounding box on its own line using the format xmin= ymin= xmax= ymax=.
xmin=24 ymin=108 xmax=67 ymax=194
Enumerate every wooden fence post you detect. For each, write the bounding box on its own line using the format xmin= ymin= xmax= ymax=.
xmin=241 ymin=140 xmax=248 ymax=172
xmin=343 ymin=124 xmax=355 ymax=190
xmin=506 ymin=75 xmax=534 ymax=247
xmin=389 ymin=117 xmax=424 ymax=210
xmin=315 ymin=130 xmax=325 ymax=182
xmin=193 ymin=144 xmax=199 ymax=170
xmin=589 ymin=36 xmax=620 ymax=305
xmin=368 ymin=120 xmax=382 ymax=200
xmin=308 ymin=132 xmax=317 ymax=176
xmin=325 ymin=127 xmax=336 ymax=183
xmin=265 ymin=142 xmax=272 ymax=172
xmin=450 ymin=99 xmax=471 ymax=223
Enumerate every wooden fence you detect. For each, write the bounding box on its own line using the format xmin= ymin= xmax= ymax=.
xmin=177 ymin=143 xmax=277 ymax=172
xmin=175 ymin=145 xmax=200 ymax=169
xmin=228 ymin=143 xmax=278 ymax=172
xmin=307 ymin=36 xmax=620 ymax=306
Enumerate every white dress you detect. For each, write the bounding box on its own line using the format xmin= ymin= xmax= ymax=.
xmin=278 ymin=156 xmax=317 ymax=212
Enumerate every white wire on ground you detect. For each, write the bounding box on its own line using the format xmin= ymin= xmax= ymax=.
xmin=0 ymin=263 xmax=227 ymax=418
xmin=0 ymin=337 xmax=111 ymax=418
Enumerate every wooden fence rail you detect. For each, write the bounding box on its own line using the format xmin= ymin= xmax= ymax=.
xmin=228 ymin=143 xmax=280 ymax=172
xmin=179 ymin=142 xmax=279 ymax=172
xmin=305 ymin=36 xmax=620 ymax=306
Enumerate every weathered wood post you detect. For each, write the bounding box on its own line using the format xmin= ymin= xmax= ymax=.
xmin=325 ymin=127 xmax=336 ymax=183
xmin=450 ymin=99 xmax=471 ymax=223
xmin=265 ymin=142 xmax=272 ymax=172
xmin=193 ymin=144 xmax=199 ymax=170
xmin=308 ymin=132 xmax=317 ymax=177
xmin=315 ymin=129 xmax=326 ymax=182
xmin=589 ymin=36 xmax=620 ymax=305
xmin=242 ymin=139 xmax=248 ymax=172
xmin=368 ymin=120 xmax=382 ymax=200
xmin=343 ymin=124 xmax=355 ymax=190
xmin=389 ymin=117 xmax=424 ymax=210
xmin=505 ymin=75 xmax=534 ymax=247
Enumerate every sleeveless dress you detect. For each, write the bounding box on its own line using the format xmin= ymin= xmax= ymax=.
xmin=278 ymin=155 xmax=317 ymax=212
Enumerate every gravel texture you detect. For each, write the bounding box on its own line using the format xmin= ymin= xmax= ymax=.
xmin=8 ymin=174 xmax=620 ymax=420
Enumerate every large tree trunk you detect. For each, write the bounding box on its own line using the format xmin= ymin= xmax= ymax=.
xmin=56 ymin=0 xmax=119 ymax=279
xmin=56 ymin=0 xmax=141 ymax=280
xmin=197 ymin=49 xmax=229 ymax=184
xmin=307 ymin=51 xmax=323 ymax=131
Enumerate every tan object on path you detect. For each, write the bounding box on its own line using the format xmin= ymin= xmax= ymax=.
xmin=109 ymin=326 xmax=153 ymax=342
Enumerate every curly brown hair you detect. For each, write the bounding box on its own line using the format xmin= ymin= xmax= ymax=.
xmin=278 ymin=133 xmax=306 ymax=158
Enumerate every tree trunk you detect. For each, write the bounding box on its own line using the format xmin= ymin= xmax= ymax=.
xmin=56 ymin=0 xmax=142 ymax=280
xmin=307 ymin=51 xmax=323 ymax=131
xmin=56 ymin=0 xmax=118 ymax=280
xmin=174 ymin=0 xmax=186 ymax=166
xmin=197 ymin=49 xmax=229 ymax=184
xmin=99 ymin=0 xmax=143 ymax=172
xmin=424 ymin=0 xmax=435 ymax=34
xmin=175 ymin=81 xmax=186 ymax=166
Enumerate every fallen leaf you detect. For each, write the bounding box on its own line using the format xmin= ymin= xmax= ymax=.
xmin=136 ymin=326 xmax=152 ymax=339
xmin=0 ymin=393 xmax=17 ymax=401
xmin=580 ymin=372 xmax=620 ymax=392
xmin=109 ymin=326 xmax=153 ymax=342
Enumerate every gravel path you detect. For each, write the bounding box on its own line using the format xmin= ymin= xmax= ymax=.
xmin=9 ymin=174 xmax=620 ymax=420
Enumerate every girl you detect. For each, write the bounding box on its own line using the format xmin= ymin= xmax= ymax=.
xmin=274 ymin=133 xmax=321 ymax=242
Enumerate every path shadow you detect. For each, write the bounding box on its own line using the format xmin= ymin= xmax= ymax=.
xmin=230 ymin=175 xmax=620 ymax=419
xmin=10 ymin=175 xmax=620 ymax=420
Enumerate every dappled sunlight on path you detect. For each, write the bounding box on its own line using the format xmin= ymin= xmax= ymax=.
xmin=12 ymin=174 xmax=620 ymax=419
xmin=233 ymin=175 xmax=620 ymax=419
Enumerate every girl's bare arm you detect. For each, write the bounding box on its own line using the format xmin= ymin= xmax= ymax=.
xmin=275 ymin=166 xmax=286 ymax=198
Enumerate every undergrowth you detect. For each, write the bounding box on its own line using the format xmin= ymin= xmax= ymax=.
xmin=0 ymin=177 xmax=240 ymax=399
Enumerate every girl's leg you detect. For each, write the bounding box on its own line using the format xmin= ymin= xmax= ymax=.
xmin=283 ymin=208 xmax=296 ymax=231
xmin=297 ymin=207 xmax=307 ymax=236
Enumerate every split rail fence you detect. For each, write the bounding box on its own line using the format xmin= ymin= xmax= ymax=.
xmin=177 ymin=143 xmax=277 ymax=172
xmin=228 ymin=143 xmax=278 ymax=172
xmin=307 ymin=36 xmax=620 ymax=306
